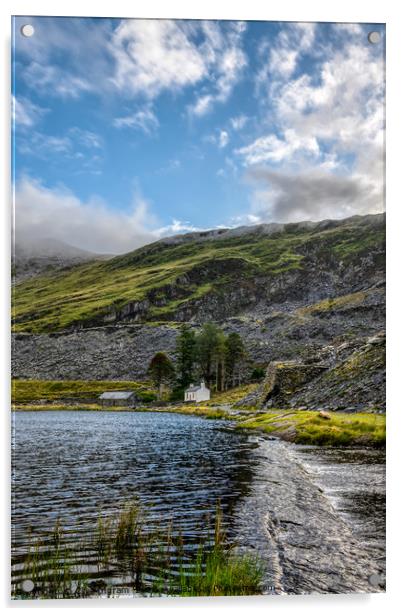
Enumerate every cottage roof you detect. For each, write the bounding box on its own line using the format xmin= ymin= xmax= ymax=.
xmin=186 ymin=385 xmax=201 ymax=393
xmin=99 ymin=391 xmax=135 ymax=400
xmin=185 ymin=382 xmax=208 ymax=393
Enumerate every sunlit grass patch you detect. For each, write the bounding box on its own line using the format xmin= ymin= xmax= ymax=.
xmin=204 ymin=384 xmax=259 ymax=406
xmin=236 ymin=410 xmax=385 ymax=447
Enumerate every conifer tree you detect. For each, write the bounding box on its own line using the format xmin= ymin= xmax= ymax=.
xmin=176 ymin=325 xmax=197 ymax=388
xmin=147 ymin=352 xmax=175 ymax=400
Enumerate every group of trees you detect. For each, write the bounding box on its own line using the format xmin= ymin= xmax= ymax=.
xmin=147 ymin=323 xmax=248 ymax=399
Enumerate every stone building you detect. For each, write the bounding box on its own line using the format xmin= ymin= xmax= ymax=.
xmin=184 ymin=381 xmax=210 ymax=403
xmin=99 ymin=391 xmax=137 ymax=407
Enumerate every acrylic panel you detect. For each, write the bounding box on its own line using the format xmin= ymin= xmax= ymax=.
xmin=11 ymin=16 xmax=385 ymax=599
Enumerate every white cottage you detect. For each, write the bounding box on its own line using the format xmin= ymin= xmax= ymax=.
xmin=184 ymin=381 xmax=210 ymax=403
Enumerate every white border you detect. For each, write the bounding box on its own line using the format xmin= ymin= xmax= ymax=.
xmin=1 ymin=1 xmax=401 ymax=615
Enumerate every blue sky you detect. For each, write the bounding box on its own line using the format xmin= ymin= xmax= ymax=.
xmin=12 ymin=17 xmax=385 ymax=253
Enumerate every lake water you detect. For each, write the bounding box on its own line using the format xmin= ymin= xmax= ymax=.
xmin=11 ymin=411 xmax=385 ymax=597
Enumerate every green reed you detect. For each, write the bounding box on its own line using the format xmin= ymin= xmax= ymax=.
xmin=14 ymin=501 xmax=263 ymax=599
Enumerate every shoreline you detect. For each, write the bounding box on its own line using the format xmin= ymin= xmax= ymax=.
xmin=12 ymin=401 xmax=385 ymax=448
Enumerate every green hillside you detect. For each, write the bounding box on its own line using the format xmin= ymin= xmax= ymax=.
xmin=12 ymin=214 xmax=385 ymax=333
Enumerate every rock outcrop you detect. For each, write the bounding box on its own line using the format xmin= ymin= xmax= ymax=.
xmin=236 ymin=332 xmax=385 ymax=412
xmin=258 ymin=361 xmax=328 ymax=407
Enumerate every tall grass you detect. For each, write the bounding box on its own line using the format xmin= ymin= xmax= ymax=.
xmin=14 ymin=501 xmax=263 ymax=599
xmin=19 ymin=522 xmax=90 ymax=599
xmin=175 ymin=505 xmax=263 ymax=596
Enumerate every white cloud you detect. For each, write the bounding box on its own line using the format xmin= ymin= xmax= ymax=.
xmin=218 ymin=130 xmax=229 ymax=148
xmin=155 ymin=219 xmax=203 ymax=236
xmin=189 ymin=23 xmax=247 ymax=116
xmin=16 ymin=17 xmax=112 ymax=98
xmin=17 ymin=17 xmax=248 ymax=123
xmin=256 ymin=23 xmax=316 ymax=92
xmin=23 ymin=62 xmax=93 ymax=99
xmin=191 ymin=95 xmax=214 ymax=117
xmin=18 ymin=133 xmax=72 ymax=157
xmin=68 ymin=127 xmax=103 ymax=149
xmin=12 ymin=96 xmax=48 ymax=128
xmin=17 ymin=128 xmax=104 ymax=174
xmin=238 ymin=34 xmax=384 ymax=223
xmin=230 ymin=212 xmax=262 ymax=226
xmin=109 ymin=20 xmax=207 ymax=98
xmin=109 ymin=19 xmax=246 ymax=113
xmin=14 ymin=177 xmax=205 ymax=254
xmin=14 ymin=177 xmax=157 ymax=254
xmin=236 ymin=130 xmax=319 ymax=165
xmin=332 ymin=23 xmax=364 ymax=37
xmin=113 ymin=107 xmax=159 ymax=134
xmin=269 ymin=48 xmax=298 ymax=79
xmin=230 ymin=114 xmax=248 ymax=131
xmin=276 ymin=44 xmax=384 ymax=152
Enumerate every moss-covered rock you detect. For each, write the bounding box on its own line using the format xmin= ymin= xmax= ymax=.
xmin=259 ymin=361 xmax=327 ymax=407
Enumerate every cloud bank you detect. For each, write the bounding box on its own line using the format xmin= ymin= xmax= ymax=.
xmin=237 ymin=23 xmax=385 ymax=223
xmin=14 ymin=177 xmax=203 ymax=255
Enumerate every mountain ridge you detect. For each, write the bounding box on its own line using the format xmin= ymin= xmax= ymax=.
xmin=13 ymin=237 xmax=110 ymax=283
xmin=12 ymin=213 xmax=385 ymax=334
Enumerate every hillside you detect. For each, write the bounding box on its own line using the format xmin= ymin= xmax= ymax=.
xmin=12 ymin=213 xmax=386 ymax=411
xmin=12 ymin=214 xmax=385 ymax=333
xmin=12 ymin=238 xmax=109 ymax=284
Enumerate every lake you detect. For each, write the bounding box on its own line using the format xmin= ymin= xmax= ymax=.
xmin=11 ymin=411 xmax=385 ymax=597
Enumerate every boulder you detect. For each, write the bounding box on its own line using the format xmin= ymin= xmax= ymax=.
xmin=318 ymin=411 xmax=331 ymax=420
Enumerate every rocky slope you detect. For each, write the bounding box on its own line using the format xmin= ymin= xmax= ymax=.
xmin=11 ymin=213 xmax=386 ymax=410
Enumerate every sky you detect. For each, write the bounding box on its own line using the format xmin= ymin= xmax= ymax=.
xmin=12 ymin=17 xmax=385 ymax=254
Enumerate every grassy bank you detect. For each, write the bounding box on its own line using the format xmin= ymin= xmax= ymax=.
xmin=235 ymin=410 xmax=386 ymax=447
xmin=12 ymin=379 xmax=157 ymax=405
xmin=152 ymin=405 xmax=385 ymax=447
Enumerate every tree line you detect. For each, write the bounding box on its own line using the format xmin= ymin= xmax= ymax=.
xmin=147 ymin=323 xmax=249 ymax=399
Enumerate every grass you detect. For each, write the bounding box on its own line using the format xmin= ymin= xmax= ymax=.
xmin=11 ymin=379 xmax=157 ymax=405
xmin=236 ymin=410 xmax=386 ymax=447
xmin=12 ymin=216 xmax=384 ymax=333
xmin=203 ymin=384 xmax=259 ymax=406
xmin=14 ymin=501 xmax=263 ymax=599
xmin=297 ymin=290 xmax=369 ymax=316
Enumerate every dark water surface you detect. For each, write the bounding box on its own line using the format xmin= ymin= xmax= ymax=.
xmin=12 ymin=412 xmax=258 ymax=544
xmin=11 ymin=411 xmax=385 ymax=596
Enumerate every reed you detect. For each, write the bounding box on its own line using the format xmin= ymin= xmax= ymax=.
xmin=14 ymin=500 xmax=263 ymax=599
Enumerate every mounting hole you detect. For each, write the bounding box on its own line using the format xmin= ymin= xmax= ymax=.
xmin=368 ymin=31 xmax=381 ymax=44
xmin=21 ymin=24 xmax=35 ymax=38
xmin=21 ymin=579 xmax=34 ymax=592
